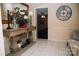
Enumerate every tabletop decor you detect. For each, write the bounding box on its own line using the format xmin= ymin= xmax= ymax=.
xmin=7 ymin=7 xmax=29 ymax=29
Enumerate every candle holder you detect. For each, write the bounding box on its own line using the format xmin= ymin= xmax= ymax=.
xmin=7 ymin=10 xmax=12 ymax=29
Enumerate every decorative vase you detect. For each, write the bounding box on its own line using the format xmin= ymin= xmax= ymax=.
xmin=12 ymin=19 xmax=19 ymax=29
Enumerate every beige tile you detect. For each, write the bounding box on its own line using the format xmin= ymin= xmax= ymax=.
xmin=22 ymin=39 xmax=71 ymax=56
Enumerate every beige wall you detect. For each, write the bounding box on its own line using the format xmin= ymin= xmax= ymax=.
xmin=28 ymin=3 xmax=79 ymax=41
xmin=0 ymin=4 xmax=5 ymax=56
xmin=1 ymin=3 xmax=79 ymax=55
xmin=2 ymin=3 xmax=79 ymax=41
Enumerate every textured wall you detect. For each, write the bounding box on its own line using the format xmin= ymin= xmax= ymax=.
xmin=2 ymin=3 xmax=79 ymax=41
xmin=0 ymin=4 xmax=5 ymax=56
xmin=28 ymin=3 xmax=79 ymax=41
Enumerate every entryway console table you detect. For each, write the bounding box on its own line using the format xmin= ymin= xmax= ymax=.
xmin=3 ymin=26 xmax=36 ymax=53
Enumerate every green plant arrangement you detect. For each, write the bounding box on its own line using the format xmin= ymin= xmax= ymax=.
xmin=13 ymin=7 xmax=29 ymax=28
xmin=16 ymin=15 xmax=28 ymax=28
xmin=16 ymin=15 xmax=28 ymax=26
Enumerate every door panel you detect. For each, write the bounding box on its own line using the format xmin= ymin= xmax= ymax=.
xmin=36 ymin=8 xmax=48 ymax=39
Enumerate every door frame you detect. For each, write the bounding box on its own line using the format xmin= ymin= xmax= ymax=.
xmin=34 ymin=6 xmax=48 ymax=39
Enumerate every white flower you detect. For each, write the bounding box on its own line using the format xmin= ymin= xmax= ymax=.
xmin=24 ymin=16 xmax=28 ymax=19
xmin=20 ymin=12 xmax=25 ymax=15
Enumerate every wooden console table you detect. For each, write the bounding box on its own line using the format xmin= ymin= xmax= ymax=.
xmin=3 ymin=28 xmax=28 ymax=51
xmin=3 ymin=26 xmax=36 ymax=52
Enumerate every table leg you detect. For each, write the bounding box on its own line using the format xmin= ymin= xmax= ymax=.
xmin=10 ymin=36 xmax=18 ymax=52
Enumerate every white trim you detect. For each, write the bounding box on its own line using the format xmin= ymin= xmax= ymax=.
xmin=48 ymin=39 xmax=68 ymax=42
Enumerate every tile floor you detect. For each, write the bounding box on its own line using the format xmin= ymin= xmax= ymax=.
xmin=21 ymin=39 xmax=71 ymax=56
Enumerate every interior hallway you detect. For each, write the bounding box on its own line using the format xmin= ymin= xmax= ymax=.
xmin=22 ymin=39 xmax=71 ymax=56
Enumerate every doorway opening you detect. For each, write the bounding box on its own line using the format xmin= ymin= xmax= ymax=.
xmin=36 ymin=8 xmax=48 ymax=39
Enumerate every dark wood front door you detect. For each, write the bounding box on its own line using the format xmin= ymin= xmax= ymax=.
xmin=36 ymin=8 xmax=48 ymax=39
